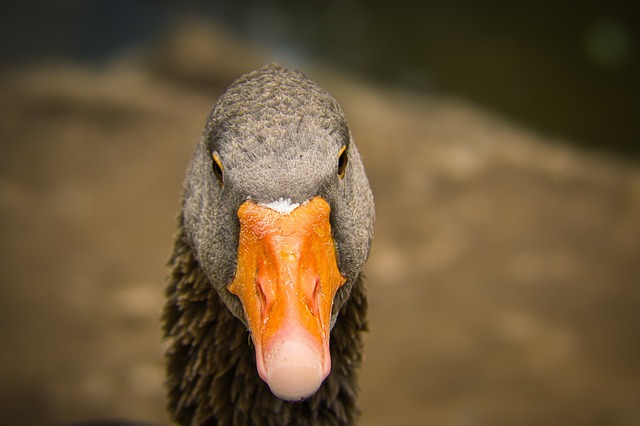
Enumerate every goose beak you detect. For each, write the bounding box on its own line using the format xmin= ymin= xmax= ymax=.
xmin=228 ymin=196 xmax=345 ymax=401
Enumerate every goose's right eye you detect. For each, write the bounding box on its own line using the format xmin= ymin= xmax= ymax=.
xmin=212 ymin=152 xmax=224 ymax=184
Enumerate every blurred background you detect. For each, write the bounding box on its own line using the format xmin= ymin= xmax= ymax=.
xmin=1 ymin=1 xmax=639 ymax=425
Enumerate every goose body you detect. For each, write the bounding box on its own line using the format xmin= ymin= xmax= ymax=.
xmin=163 ymin=65 xmax=374 ymax=425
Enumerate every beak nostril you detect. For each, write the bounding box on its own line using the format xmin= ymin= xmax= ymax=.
xmin=308 ymin=277 xmax=320 ymax=316
xmin=256 ymin=277 xmax=268 ymax=316
xmin=313 ymin=277 xmax=320 ymax=301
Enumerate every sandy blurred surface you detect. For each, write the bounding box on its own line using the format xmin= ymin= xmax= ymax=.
xmin=1 ymin=23 xmax=639 ymax=425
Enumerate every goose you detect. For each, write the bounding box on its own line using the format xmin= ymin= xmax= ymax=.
xmin=163 ymin=64 xmax=375 ymax=425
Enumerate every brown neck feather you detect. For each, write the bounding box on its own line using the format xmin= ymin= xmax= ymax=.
xmin=163 ymin=223 xmax=368 ymax=426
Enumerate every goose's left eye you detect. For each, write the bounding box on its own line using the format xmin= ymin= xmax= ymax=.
xmin=338 ymin=146 xmax=348 ymax=178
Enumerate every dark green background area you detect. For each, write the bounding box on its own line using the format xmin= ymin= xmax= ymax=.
xmin=1 ymin=1 xmax=638 ymax=154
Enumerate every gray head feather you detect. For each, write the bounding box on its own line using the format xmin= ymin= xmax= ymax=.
xmin=182 ymin=64 xmax=375 ymax=326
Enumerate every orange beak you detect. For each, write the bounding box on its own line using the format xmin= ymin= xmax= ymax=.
xmin=228 ymin=196 xmax=345 ymax=401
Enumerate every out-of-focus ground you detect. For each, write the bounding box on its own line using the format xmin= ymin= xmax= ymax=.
xmin=1 ymin=23 xmax=639 ymax=426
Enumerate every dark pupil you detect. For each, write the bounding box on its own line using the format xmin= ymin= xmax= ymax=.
xmin=338 ymin=150 xmax=348 ymax=174
xmin=213 ymin=160 xmax=223 ymax=182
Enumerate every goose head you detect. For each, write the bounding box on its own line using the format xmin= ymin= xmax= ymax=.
xmin=180 ymin=64 xmax=374 ymax=401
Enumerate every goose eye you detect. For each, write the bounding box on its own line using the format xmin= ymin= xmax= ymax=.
xmin=337 ymin=146 xmax=348 ymax=178
xmin=212 ymin=152 xmax=224 ymax=184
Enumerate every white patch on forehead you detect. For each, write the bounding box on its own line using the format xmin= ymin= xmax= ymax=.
xmin=261 ymin=198 xmax=300 ymax=215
